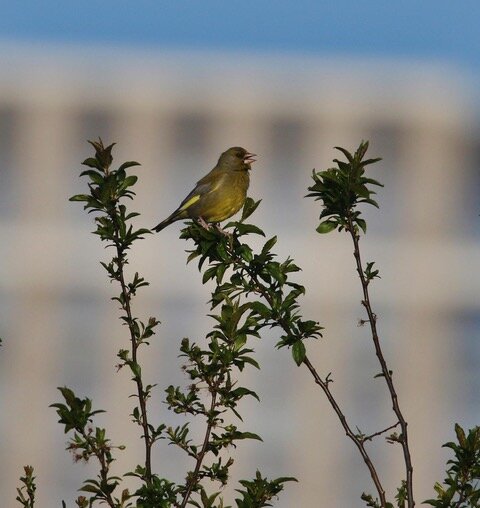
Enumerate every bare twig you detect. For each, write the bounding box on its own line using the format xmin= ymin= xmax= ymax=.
xmin=362 ymin=422 xmax=400 ymax=443
xmin=303 ymin=356 xmax=388 ymax=506
xmin=347 ymin=216 xmax=414 ymax=508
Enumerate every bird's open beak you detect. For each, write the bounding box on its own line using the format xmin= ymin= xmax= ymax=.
xmin=244 ymin=152 xmax=257 ymax=164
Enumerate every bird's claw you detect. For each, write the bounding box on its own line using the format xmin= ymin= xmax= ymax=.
xmin=214 ymin=223 xmax=232 ymax=238
xmin=197 ymin=217 xmax=212 ymax=230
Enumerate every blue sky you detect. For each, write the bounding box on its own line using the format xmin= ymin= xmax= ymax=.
xmin=1 ymin=1 xmax=479 ymax=73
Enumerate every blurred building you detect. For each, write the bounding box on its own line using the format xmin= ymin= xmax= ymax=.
xmin=0 ymin=44 xmax=479 ymax=506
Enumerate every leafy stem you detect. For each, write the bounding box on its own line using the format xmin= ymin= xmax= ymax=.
xmin=70 ymin=139 xmax=155 ymax=486
xmin=69 ymin=140 xmax=291 ymax=507
xmin=180 ymin=387 xmax=218 ymax=508
xmin=307 ymin=141 xmax=414 ymax=507
xmin=76 ymin=426 xmax=118 ymax=508
xmin=225 ymin=229 xmax=388 ymax=506
xmin=425 ymin=424 xmax=480 ymax=507
xmin=51 ymin=387 xmax=123 ymax=507
xmin=182 ymin=197 xmax=390 ymax=505
xmin=16 ymin=466 xmax=36 ymax=508
xmin=112 ymin=218 xmax=153 ymax=484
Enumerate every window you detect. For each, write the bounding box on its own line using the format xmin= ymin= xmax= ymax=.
xmin=0 ymin=105 xmax=17 ymax=217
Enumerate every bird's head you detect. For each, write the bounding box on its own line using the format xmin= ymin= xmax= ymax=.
xmin=218 ymin=147 xmax=257 ymax=171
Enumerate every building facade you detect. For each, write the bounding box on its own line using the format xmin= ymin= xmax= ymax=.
xmin=0 ymin=45 xmax=479 ymax=506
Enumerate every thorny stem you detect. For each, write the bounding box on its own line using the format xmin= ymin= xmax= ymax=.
xmin=113 ymin=232 xmax=152 ymax=484
xmin=347 ymin=216 xmax=414 ymax=508
xmin=227 ymin=246 xmax=388 ymax=506
xmin=180 ymin=385 xmax=219 ymax=508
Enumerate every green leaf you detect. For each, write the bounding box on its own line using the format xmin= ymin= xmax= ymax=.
xmin=292 ymin=341 xmax=306 ymax=366
xmin=216 ymin=263 xmax=227 ymax=283
xmin=130 ymin=362 xmax=141 ymax=379
xmin=82 ymin=157 xmax=102 ymax=169
xmin=454 ymin=423 xmax=466 ymax=447
xmin=250 ymin=301 xmax=271 ymax=319
xmin=120 ymin=175 xmax=138 ymax=190
xmin=240 ymin=356 xmax=260 ymax=370
xmin=334 ymin=146 xmax=354 ymax=163
xmin=356 ymin=218 xmax=367 ymax=234
xmin=118 ymin=161 xmax=141 ymax=171
xmin=241 ymin=197 xmax=261 ymax=221
xmin=202 ymin=266 xmax=217 ymax=284
xmin=261 ymin=236 xmax=277 ymax=255
xmin=69 ymin=194 xmax=90 ymax=202
xmin=362 ymin=158 xmax=383 ymax=168
xmin=231 ymin=387 xmax=260 ymax=402
xmin=186 ymin=251 xmax=199 ymax=264
xmin=234 ymin=335 xmax=247 ymax=351
xmin=316 ymin=220 xmax=337 ymax=234
xmin=239 ymin=244 xmax=254 ymax=262
xmin=236 ymin=431 xmax=263 ymax=441
xmin=79 ymin=169 xmax=104 ymax=184
xmin=79 ymin=484 xmax=102 ymax=494
xmin=274 ymin=476 xmax=298 ymax=484
xmin=235 ymin=223 xmax=265 ymax=237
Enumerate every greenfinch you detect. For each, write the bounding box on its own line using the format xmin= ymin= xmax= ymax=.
xmin=153 ymin=147 xmax=256 ymax=232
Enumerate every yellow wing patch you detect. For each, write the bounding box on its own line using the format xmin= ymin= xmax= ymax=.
xmin=179 ymin=194 xmax=201 ymax=211
xmin=179 ymin=177 xmax=223 ymax=212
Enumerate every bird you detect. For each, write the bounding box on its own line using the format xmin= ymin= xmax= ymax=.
xmin=152 ymin=146 xmax=256 ymax=232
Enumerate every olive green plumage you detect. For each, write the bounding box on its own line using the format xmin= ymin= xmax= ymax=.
xmin=153 ymin=147 xmax=256 ymax=232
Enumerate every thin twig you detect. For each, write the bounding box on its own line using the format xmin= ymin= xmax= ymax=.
xmin=363 ymin=422 xmax=400 ymax=443
xmin=79 ymin=430 xmax=116 ymax=508
xmin=114 ymin=239 xmax=152 ymax=483
xmin=347 ymin=216 xmax=414 ymax=508
xmin=303 ymin=356 xmax=388 ymax=506
xmin=234 ymin=252 xmax=388 ymax=506
xmin=180 ymin=387 xmax=218 ymax=508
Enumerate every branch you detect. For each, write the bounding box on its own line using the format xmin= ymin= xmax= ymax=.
xmin=347 ymin=216 xmax=414 ymax=508
xmin=78 ymin=429 xmax=117 ymax=508
xmin=70 ymin=140 xmax=154 ymax=486
xmin=113 ymin=235 xmax=152 ymax=483
xmin=16 ymin=466 xmax=37 ymax=508
xmin=362 ymin=422 xmax=400 ymax=443
xmin=303 ymin=356 xmax=388 ymax=506
xmin=180 ymin=387 xmax=218 ymax=508
xmin=237 ymin=256 xmax=388 ymax=506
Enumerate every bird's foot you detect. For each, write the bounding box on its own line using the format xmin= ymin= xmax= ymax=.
xmin=197 ymin=217 xmax=212 ymax=230
xmin=214 ymin=223 xmax=232 ymax=238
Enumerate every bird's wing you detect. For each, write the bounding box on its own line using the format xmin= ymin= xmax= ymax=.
xmin=176 ymin=170 xmax=224 ymax=213
xmin=152 ymin=169 xmax=226 ymax=231
xmin=195 ymin=166 xmax=219 ymax=186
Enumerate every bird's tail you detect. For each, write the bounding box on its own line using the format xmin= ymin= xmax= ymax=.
xmin=152 ymin=220 xmax=170 ymax=232
xmin=152 ymin=209 xmax=184 ymax=232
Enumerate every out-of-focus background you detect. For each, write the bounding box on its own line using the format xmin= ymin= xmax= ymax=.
xmin=1 ymin=2 xmax=479 ymax=506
